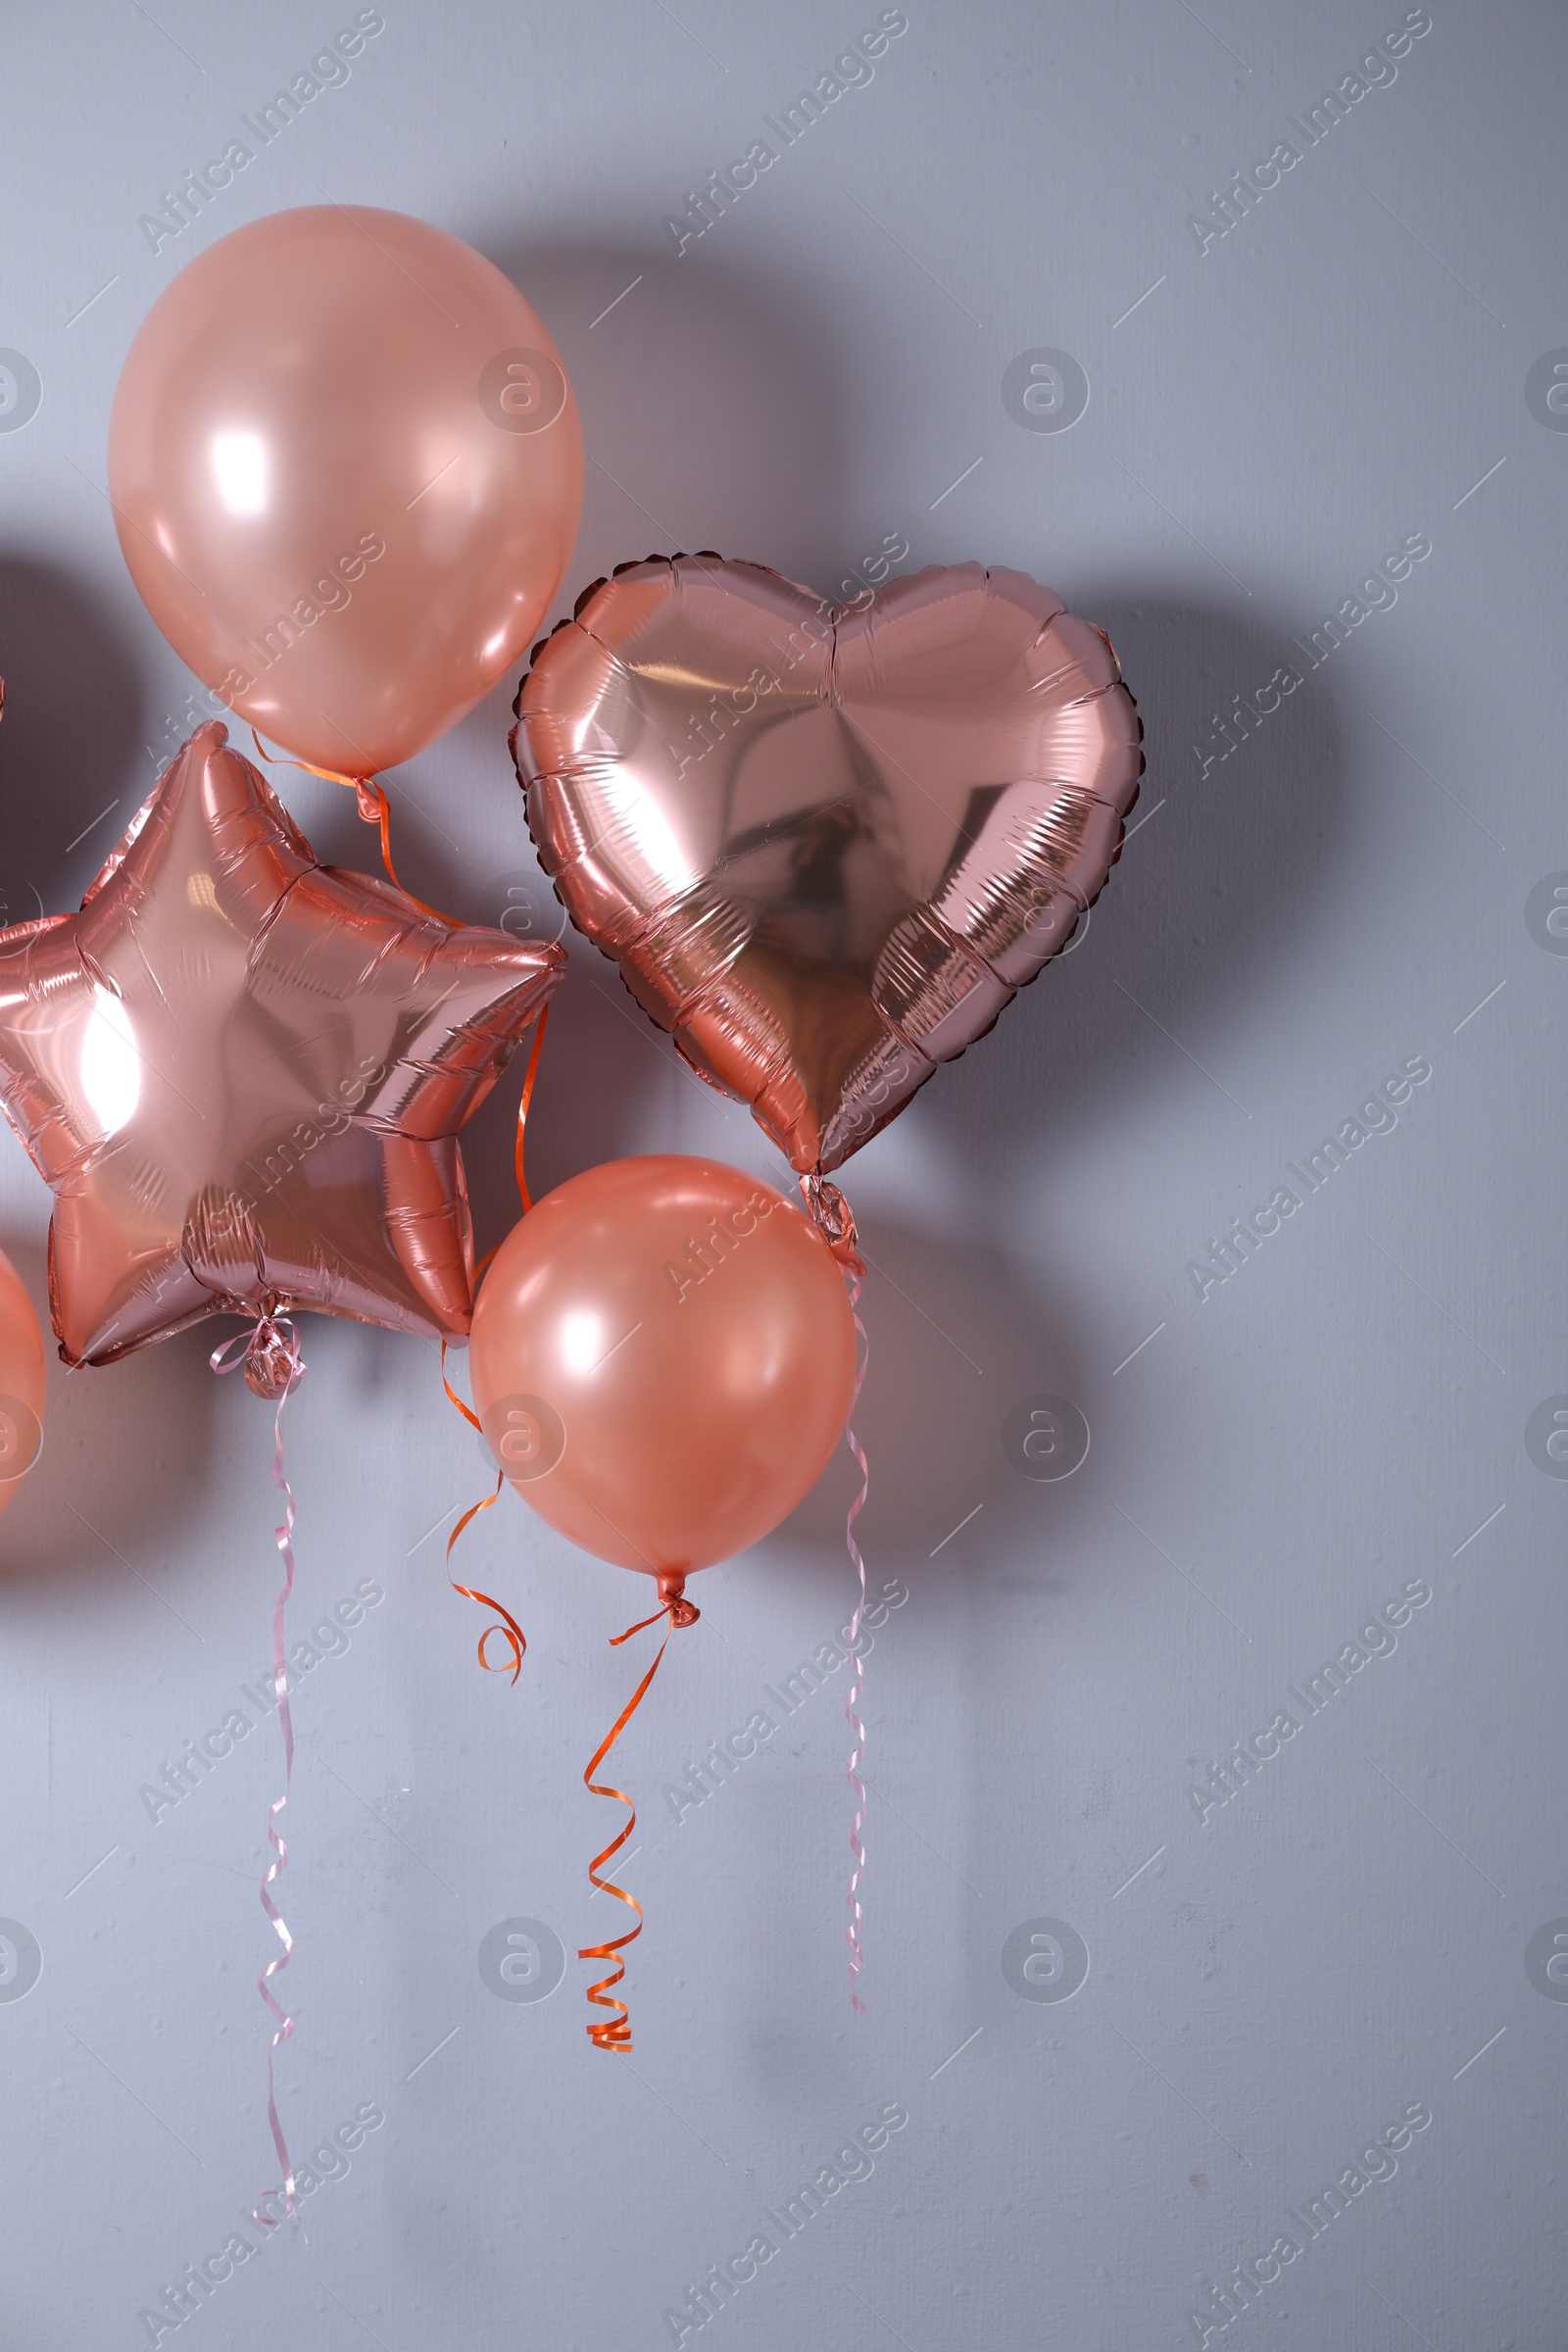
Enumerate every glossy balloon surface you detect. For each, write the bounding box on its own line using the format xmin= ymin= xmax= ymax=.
xmin=110 ymin=205 xmax=582 ymax=774
xmin=470 ymin=1155 xmax=856 ymax=1576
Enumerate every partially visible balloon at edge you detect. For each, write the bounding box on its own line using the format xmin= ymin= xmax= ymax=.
xmin=0 ymin=1246 xmax=46 ymax=1518
xmin=108 ymin=204 xmax=583 ymax=777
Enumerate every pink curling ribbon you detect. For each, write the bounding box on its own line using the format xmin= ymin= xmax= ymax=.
xmin=803 ymin=1175 xmax=871 ymax=2011
xmin=211 ymin=1310 xmax=307 ymax=2230
xmin=841 ymin=1274 xmax=871 ymax=2012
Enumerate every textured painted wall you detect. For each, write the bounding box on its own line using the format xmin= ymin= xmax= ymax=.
xmin=0 ymin=4 xmax=1561 ymax=2345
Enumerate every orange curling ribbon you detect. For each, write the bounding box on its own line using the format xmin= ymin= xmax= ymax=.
xmin=512 ymin=1002 xmax=549 ymax=1212
xmin=433 ymin=1001 xmax=552 ymax=1672
xmin=248 ymin=729 xmax=447 ymax=922
xmin=580 ymin=1576 xmax=700 ymax=2052
xmin=441 ymin=1471 xmax=527 ymax=1683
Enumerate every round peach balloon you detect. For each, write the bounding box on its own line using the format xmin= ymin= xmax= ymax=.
xmin=0 ymin=1247 xmax=45 ymax=1518
xmin=469 ymin=1156 xmax=856 ymax=1582
xmin=109 ymin=205 xmax=583 ymax=777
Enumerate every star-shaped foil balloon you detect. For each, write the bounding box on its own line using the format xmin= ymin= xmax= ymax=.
xmin=0 ymin=722 xmax=564 ymax=1391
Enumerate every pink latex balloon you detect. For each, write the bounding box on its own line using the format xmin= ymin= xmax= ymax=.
xmin=0 ymin=1245 xmax=45 ymax=1518
xmin=469 ymin=1156 xmax=857 ymax=1585
xmin=109 ymin=205 xmax=583 ymax=777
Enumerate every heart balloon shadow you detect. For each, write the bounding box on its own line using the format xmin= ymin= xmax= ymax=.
xmin=910 ymin=589 xmax=1348 ymax=1165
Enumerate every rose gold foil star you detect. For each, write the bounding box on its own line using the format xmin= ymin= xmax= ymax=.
xmin=0 ymin=722 xmax=563 ymax=1376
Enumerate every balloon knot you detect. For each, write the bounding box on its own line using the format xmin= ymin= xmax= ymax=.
xmin=802 ymin=1173 xmax=861 ymax=1272
xmin=209 ymin=1312 xmax=304 ymax=1401
xmin=245 ymin=1316 xmax=302 ymax=1400
xmin=657 ymin=1569 xmax=700 ymax=1627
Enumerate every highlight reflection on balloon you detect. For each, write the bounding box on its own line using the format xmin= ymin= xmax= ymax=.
xmin=470 ymin=1156 xmax=857 ymax=1580
xmin=513 ymin=558 xmax=1143 ymax=1174
xmin=109 ymin=205 xmax=583 ymax=777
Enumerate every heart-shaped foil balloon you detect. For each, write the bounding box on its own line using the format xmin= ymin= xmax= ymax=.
xmin=512 ymin=558 xmax=1143 ymax=1175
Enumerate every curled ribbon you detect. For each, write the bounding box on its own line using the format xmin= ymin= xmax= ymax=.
xmin=434 ymin=1004 xmax=551 ymax=1675
xmin=841 ymin=1272 xmax=871 ymax=2012
xmin=801 ymin=1175 xmax=872 ymax=2011
xmin=580 ymin=1576 xmax=700 ymax=2052
xmin=211 ymin=1311 xmax=307 ymax=2230
xmin=434 ymin=1384 xmax=526 ymax=1685
xmin=509 ymin=1003 xmax=549 ymax=1217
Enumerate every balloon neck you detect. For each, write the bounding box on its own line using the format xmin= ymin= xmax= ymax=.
xmin=658 ymin=1568 xmax=700 ymax=1628
xmin=208 ymin=1308 xmax=304 ymax=1400
xmin=801 ymin=1173 xmax=862 ymax=1273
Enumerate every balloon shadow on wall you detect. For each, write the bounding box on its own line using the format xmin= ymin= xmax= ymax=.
xmin=0 ymin=556 xmax=150 ymax=920
xmin=360 ymin=230 xmax=856 ymax=912
xmin=772 ymin=1206 xmax=1094 ymax=1576
xmin=725 ymin=1212 xmax=1099 ymax=2097
xmin=759 ymin=594 xmax=1349 ymax=1994
xmin=892 ymin=591 xmax=1351 ymax=1973
xmin=912 ymin=591 xmax=1348 ymax=1169
xmin=0 ymin=1235 xmax=219 ymax=1586
xmin=0 ymin=576 xmax=223 ymax=1583
xmin=478 ymin=236 xmax=855 ymax=587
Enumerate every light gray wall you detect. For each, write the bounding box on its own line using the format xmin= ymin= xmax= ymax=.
xmin=0 ymin=4 xmax=1562 ymax=2345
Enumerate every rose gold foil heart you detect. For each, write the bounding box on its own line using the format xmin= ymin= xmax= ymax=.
xmin=512 ymin=558 xmax=1143 ymax=1174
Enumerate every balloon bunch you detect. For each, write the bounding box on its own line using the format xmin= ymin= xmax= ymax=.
xmin=0 ymin=205 xmax=1144 ymax=2185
